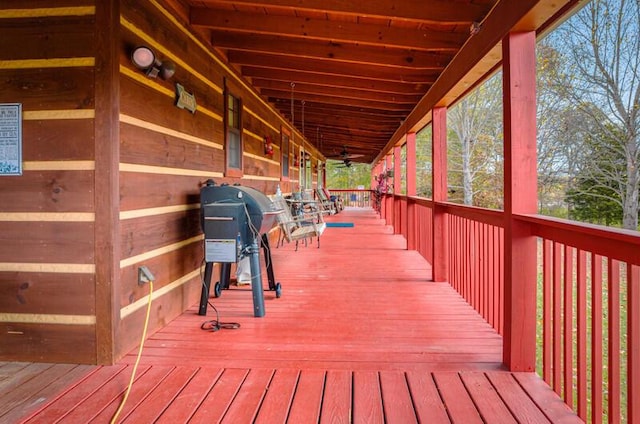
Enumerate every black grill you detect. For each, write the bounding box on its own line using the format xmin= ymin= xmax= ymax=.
xmin=198 ymin=180 xmax=282 ymax=317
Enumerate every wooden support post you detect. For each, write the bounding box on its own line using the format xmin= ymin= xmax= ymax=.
xmin=406 ymin=133 xmax=417 ymax=250
xmin=406 ymin=133 xmax=416 ymax=197
xmin=94 ymin=0 xmax=120 ymax=364
xmin=393 ymin=146 xmax=402 ymax=195
xmin=393 ymin=146 xmax=402 ymax=234
xmin=385 ymin=154 xmax=393 ymax=224
xmin=432 ymin=107 xmax=448 ymax=282
xmin=502 ymin=31 xmax=538 ymax=371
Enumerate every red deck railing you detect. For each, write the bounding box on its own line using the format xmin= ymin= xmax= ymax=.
xmin=336 ymin=190 xmax=640 ymax=424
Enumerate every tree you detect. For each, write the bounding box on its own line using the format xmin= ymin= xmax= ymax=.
xmin=566 ymin=123 xmax=626 ymax=225
xmin=325 ymin=160 xmax=370 ymax=189
xmin=447 ymin=74 xmax=503 ymax=208
xmin=415 ymin=126 xmax=433 ymax=198
xmin=546 ymin=0 xmax=640 ymax=230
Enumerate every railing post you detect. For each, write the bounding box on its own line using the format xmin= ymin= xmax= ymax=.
xmin=406 ymin=132 xmax=417 ymax=250
xmin=502 ymin=31 xmax=538 ymax=371
xmin=432 ymin=107 xmax=448 ymax=282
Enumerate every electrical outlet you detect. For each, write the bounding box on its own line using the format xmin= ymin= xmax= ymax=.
xmin=138 ymin=266 xmax=155 ymax=285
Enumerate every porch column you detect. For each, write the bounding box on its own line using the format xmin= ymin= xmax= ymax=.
xmin=393 ymin=146 xmax=402 ymax=234
xmin=385 ymin=154 xmax=393 ymax=223
xmin=406 ymin=133 xmax=417 ymax=250
xmin=94 ymin=0 xmax=120 ymax=364
xmin=502 ymin=31 xmax=538 ymax=371
xmin=432 ymin=107 xmax=448 ymax=281
xmin=393 ymin=145 xmax=402 ymax=195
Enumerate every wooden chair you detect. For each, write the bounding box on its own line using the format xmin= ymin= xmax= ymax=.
xmin=270 ymin=194 xmax=326 ymax=250
xmin=315 ymin=188 xmax=338 ymax=215
xmin=322 ymin=188 xmax=344 ymax=213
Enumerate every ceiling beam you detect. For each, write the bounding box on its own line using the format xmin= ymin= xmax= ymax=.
xmin=210 ymin=31 xmax=453 ymax=69
xmin=253 ymin=79 xmax=423 ymax=103
xmin=193 ymin=0 xmax=493 ymax=25
xmin=271 ymin=98 xmax=408 ymax=118
xmin=229 ymin=52 xmax=440 ymax=83
xmin=286 ymin=109 xmax=404 ymax=127
xmin=261 ymin=89 xmax=414 ymax=111
xmin=190 ymin=8 xmax=468 ymax=51
xmin=243 ymin=67 xmax=433 ymax=94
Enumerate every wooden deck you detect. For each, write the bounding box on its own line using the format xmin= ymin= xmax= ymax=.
xmin=3 ymin=208 xmax=581 ymax=423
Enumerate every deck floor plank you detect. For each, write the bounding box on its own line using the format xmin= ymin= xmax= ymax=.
xmin=88 ymin=365 xmax=174 ymax=423
xmin=55 ymin=365 xmax=151 ymax=424
xmin=512 ymin=372 xmax=582 ymax=424
xmin=405 ymin=371 xmax=451 ymax=423
xmin=0 ymin=362 xmax=29 ymax=383
xmin=253 ymin=368 xmax=299 ymax=424
xmin=319 ymin=370 xmax=352 ymax=424
xmin=285 ymin=369 xmax=325 ymax=423
xmin=0 ymin=363 xmax=53 ymax=394
xmin=154 ymin=367 xmax=223 ymax=424
xmin=379 ymin=370 xmax=418 ymax=423
xmin=460 ymin=371 xmax=518 ymax=423
xmin=4 ymin=208 xmax=582 ymax=423
xmin=220 ymin=368 xmax=274 ymax=423
xmin=0 ymin=364 xmax=94 ymax=423
xmin=352 ymin=371 xmax=384 ymax=423
xmin=187 ymin=368 xmax=249 ymax=423
xmin=23 ymin=365 xmax=127 ymax=423
xmin=433 ymin=372 xmax=484 ymax=424
xmin=487 ymin=372 xmax=553 ymax=423
xmin=121 ymin=366 xmax=199 ymax=423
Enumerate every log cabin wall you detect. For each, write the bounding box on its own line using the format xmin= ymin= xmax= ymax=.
xmin=0 ymin=0 xmax=318 ymax=364
xmin=0 ymin=1 xmax=100 ymax=364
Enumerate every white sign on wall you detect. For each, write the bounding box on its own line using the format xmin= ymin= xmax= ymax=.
xmin=0 ymin=103 xmax=22 ymax=176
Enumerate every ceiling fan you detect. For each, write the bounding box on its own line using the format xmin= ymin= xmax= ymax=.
xmin=327 ymin=146 xmax=364 ymax=161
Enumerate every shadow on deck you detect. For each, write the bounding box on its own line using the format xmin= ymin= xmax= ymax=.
xmin=3 ymin=208 xmax=581 ymax=423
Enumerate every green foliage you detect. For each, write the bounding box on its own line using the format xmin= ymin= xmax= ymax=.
xmin=325 ymin=160 xmax=371 ymax=189
xmin=567 ymin=179 xmax=622 ymax=225
xmin=565 ymin=123 xmax=627 ymax=226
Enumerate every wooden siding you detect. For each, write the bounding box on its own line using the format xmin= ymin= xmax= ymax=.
xmin=0 ymin=2 xmax=98 ymax=364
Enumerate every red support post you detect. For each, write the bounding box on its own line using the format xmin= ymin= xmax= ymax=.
xmin=386 ymin=154 xmax=393 ymax=224
xmin=406 ymin=133 xmax=416 ymax=197
xmin=393 ymin=146 xmax=402 ymax=234
xmin=432 ymin=107 xmax=448 ymax=282
xmin=406 ymin=133 xmax=417 ymax=250
xmin=502 ymin=31 xmax=538 ymax=371
xmin=394 ymin=146 xmax=402 ymax=195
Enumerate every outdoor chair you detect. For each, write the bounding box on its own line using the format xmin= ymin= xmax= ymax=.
xmin=270 ymin=194 xmax=326 ymax=250
xmin=314 ymin=188 xmax=337 ymax=215
xmin=322 ymin=188 xmax=344 ymax=213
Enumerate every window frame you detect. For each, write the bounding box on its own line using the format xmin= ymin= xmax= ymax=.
xmin=281 ymin=127 xmax=290 ymax=181
xmin=225 ymin=90 xmax=243 ymax=177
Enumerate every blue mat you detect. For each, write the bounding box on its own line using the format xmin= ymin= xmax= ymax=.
xmin=326 ymin=222 xmax=354 ymax=227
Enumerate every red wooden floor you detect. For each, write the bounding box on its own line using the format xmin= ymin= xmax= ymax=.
xmin=7 ymin=208 xmax=581 ymax=423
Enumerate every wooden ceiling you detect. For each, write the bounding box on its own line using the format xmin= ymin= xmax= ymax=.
xmin=183 ymin=0 xmax=497 ymax=163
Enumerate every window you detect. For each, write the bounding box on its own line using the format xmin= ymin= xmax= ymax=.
xmin=281 ymin=130 xmax=290 ymax=179
xmin=226 ymin=93 xmax=242 ymax=172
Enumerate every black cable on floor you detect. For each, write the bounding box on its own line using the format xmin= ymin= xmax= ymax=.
xmin=200 ymin=300 xmax=241 ymax=332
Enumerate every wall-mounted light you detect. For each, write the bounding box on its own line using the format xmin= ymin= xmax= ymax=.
xmin=131 ymin=46 xmax=175 ymax=80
